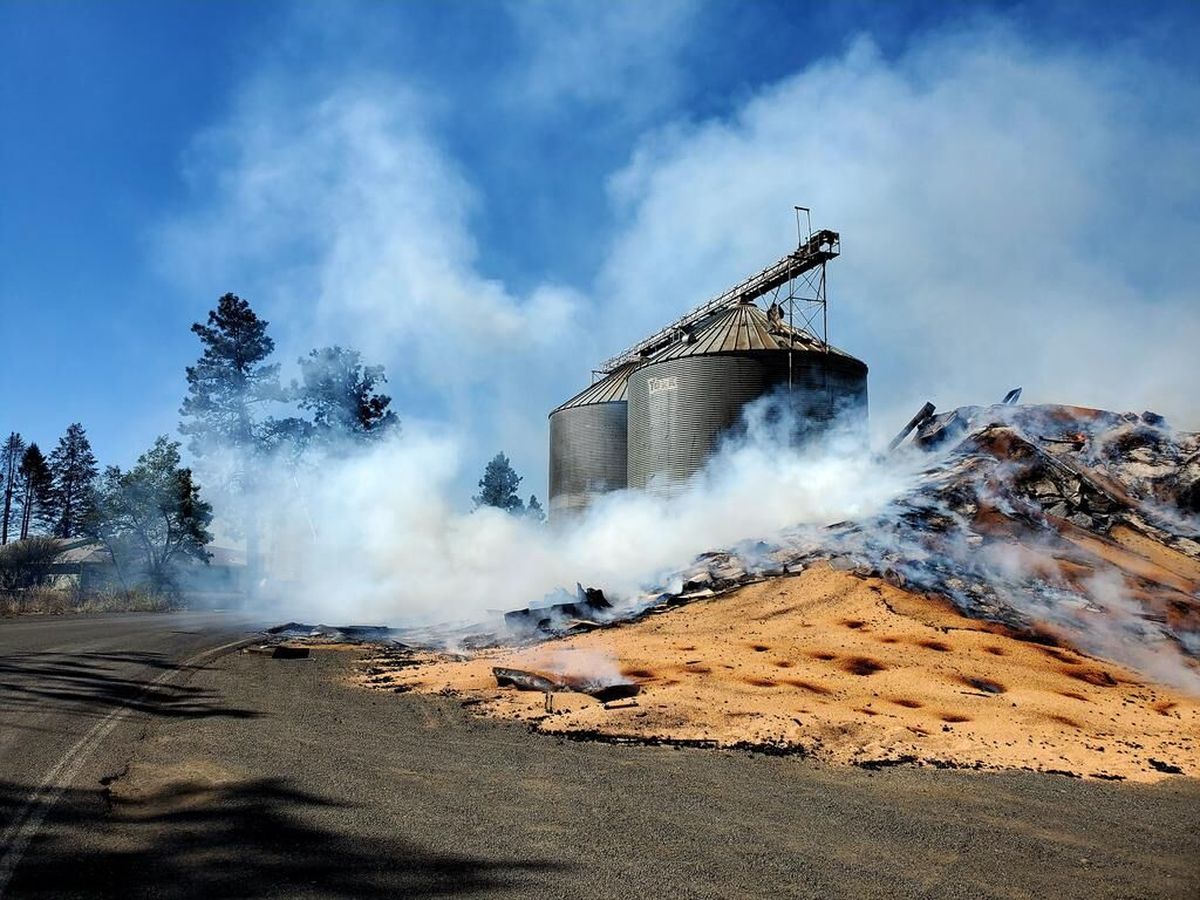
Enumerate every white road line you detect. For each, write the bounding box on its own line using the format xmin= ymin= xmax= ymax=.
xmin=0 ymin=636 xmax=252 ymax=896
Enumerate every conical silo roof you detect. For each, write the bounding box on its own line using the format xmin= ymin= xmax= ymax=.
xmin=550 ymin=362 xmax=638 ymax=414
xmin=651 ymin=302 xmax=862 ymax=363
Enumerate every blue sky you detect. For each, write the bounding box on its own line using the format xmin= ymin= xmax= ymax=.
xmin=2 ymin=1 xmax=1199 ymax=503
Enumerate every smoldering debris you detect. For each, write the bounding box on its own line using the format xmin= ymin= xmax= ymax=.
xmin=263 ymin=620 xmax=499 ymax=651
xmin=490 ymin=552 xmax=775 ymax=641
xmin=502 ymin=583 xmax=613 ymax=636
xmin=887 ymin=401 xmax=937 ymax=452
xmin=263 ymin=588 xmax=621 ymax=651
xmin=616 ymin=403 xmax=1200 ymax=690
xmin=267 ymin=623 xmax=400 ymax=643
xmin=269 ymin=403 xmax=1199 ymax=694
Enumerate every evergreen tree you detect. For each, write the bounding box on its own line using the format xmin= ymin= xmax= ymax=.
xmin=472 ymin=453 xmax=525 ymax=513
xmin=47 ymin=423 xmax=98 ymax=538
xmin=296 ymin=346 xmax=399 ymax=444
xmin=89 ymin=436 xmax=213 ymax=593
xmin=17 ymin=443 xmax=52 ymax=541
xmin=1 ymin=432 xmax=25 ymax=544
xmin=179 ymin=293 xmax=281 ymax=583
xmin=180 ymin=293 xmax=282 ymax=458
xmin=526 ymin=494 xmax=546 ymax=523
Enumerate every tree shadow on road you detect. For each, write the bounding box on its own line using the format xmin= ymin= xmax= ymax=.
xmin=2 ymin=776 xmax=563 ymax=898
xmin=0 ymin=651 xmax=259 ymax=721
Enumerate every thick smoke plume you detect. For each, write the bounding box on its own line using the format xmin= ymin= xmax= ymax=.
xmin=235 ymin=394 xmax=1200 ymax=698
xmin=247 ymin=399 xmax=913 ymax=627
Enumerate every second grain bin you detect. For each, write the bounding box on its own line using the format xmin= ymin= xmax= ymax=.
xmin=547 ymin=363 xmax=637 ymax=521
xmin=627 ymin=301 xmax=868 ymax=498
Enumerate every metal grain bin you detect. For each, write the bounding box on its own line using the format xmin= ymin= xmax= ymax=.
xmin=548 ymin=364 xmax=637 ymax=521
xmin=627 ymin=302 xmax=867 ymax=498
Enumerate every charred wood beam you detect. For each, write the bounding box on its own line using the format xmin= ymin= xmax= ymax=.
xmin=888 ymin=401 xmax=937 ymax=452
xmin=493 ymin=667 xmax=565 ymax=693
xmin=492 ymin=666 xmax=642 ymax=703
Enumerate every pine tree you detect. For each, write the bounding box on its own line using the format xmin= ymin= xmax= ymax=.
xmin=1 ymin=432 xmax=26 ymax=544
xmin=472 ymin=453 xmax=525 ymax=513
xmin=180 ymin=293 xmax=282 ymax=457
xmin=17 ymin=443 xmax=52 ymax=541
xmin=179 ymin=293 xmax=281 ymax=584
xmin=526 ymin=494 xmax=546 ymax=523
xmin=47 ymin=423 xmax=98 ymax=538
xmin=296 ymin=346 xmax=399 ymax=444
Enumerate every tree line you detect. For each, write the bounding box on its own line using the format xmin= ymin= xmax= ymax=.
xmin=179 ymin=293 xmax=400 ymax=466
xmin=3 ymin=290 xmax=546 ymax=600
xmin=1 ymin=424 xmax=99 ymax=543
xmin=179 ymin=293 xmax=545 ymax=549
xmin=173 ymin=293 xmax=402 ymax=586
xmin=0 ymin=421 xmax=214 ymax=593
xmin=0 ymin=289 xmax=401 ymax=594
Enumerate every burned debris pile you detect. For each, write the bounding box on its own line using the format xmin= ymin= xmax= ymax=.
xmin=613 ymin=404 xmax=1200 ymax=683
xmin=499 ymin=559 xmax=762 ymax=641
xmin=263 ymin=620 xmax=500 ymax=652
xmin=857 ymin=405 xmax=1199 ymax=656
xmin=267 ymin=622 xmax=400 ymax=643
xmin=275 ymin=404 xmax=1197 ymax=693
xmin=502 ymin=583 xmax=613 ymax=636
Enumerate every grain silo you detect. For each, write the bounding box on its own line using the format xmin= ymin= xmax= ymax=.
xmin=547 ymin=363 xmax=636 ymax=520
xmin=548 ymin=224 xmax=868 ymax=507
xmin=626 ymin=300 xmax=867 ymax=497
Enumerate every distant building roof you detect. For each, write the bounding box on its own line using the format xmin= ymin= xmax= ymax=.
xmin=54 ymin=540 xmax=110 ymax=565
xmin=48 ymin=539 xmax=244 ymax=567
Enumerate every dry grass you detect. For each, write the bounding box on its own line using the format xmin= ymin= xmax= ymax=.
xmin=1 ymin=587 xmax=174 ymax=616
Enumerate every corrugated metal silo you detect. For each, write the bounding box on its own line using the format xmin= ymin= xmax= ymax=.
xmin=548 ymin=364 xmax=637 ymax=521
xmin=627 ymin=302 xmax=867 ymax=498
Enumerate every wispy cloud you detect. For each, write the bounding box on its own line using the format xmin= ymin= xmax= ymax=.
xmin=504 ymin=0 xmax=700 ymax=116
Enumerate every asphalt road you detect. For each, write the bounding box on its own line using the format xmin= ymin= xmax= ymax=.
xmin=0 ymin=611 xmax=257 ymax=897
xmin=1 ymin=615 xmax=1198 ymax=898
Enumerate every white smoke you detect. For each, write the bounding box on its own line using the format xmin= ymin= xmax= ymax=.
xmin=973 ymin=541 xmax=1200 ymax=695
xmin=249 ymin=401 xmax=913 ymax=626
xmin=538 ymin=648 xmax=626 ymax=686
